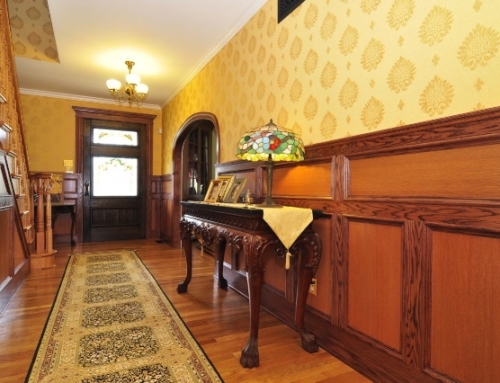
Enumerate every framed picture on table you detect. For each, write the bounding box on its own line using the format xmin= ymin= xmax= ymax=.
xmin=204 ymin=179 xmax=223 ymax=203
xmin=216 ymin=175 xmax=235 ymax=202
xmin=223 ymin=178 xmax=247 ymax=203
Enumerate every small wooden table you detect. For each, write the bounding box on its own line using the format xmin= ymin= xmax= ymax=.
xmin=178 ymin=201 xmax=322 ymax=368
xmin=52 ymin=202 xmax=76 ymax=245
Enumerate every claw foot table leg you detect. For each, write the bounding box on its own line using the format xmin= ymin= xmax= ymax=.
xmin=240 ymin=337 xmax=259 ymax=368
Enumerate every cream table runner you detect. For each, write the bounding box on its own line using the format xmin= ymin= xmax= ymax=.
xmin=260 ymin=206 xmax=313 ymax=269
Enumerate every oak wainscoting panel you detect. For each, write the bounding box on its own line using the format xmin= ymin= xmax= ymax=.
xmin=172 ymin=107 xmax=500 ymax=383
xmin=428 ymin=229 xmax=500 ymax=383
xmin=346 ymin=218 xmax=403 ymax=354
xmin=160 ymin=174 xmax=173 ymax=243
xmin=148 ymin=176 xmax=162 ymax=238
xmin=271 ymin=162 xmax=332 ymax=198
xmin=349 ymin=143 xmax=500 ymax=200
xmin=305 ymin=217 xmax=333 ymax=317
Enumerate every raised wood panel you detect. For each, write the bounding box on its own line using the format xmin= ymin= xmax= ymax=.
xmin=160 ymin=175 xmax=173 ymax=242
xmin=91 ymin=207 xmax=139 ymax=225
xmin=0 ymin=209 xmax=10 ymax=284
xmin=63 ymin=176 xmax=78 ymax=194
xmin=271 ymin=163 xmax=331 ymax=198
xmin=349 ymin=144 xmax=500 ymax=200
xmin=148 ymin=176 xmax=161 ymax=238
xmin=13 ymin=220 xmax=27 ymax=268
xmin=347 ymin=219 xmax=403 ymax=352
xmin=262 ymin=248 xmax=286 ymax=293
xmin=430 ymin=230 xmax=500 ymax=383
xmin=305 ymin=216 xmax=332 ymax=316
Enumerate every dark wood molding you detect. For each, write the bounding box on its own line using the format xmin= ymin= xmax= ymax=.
xmin=170 ymin=112 xmax=220 ymax=246
xmin=73 ymin=106 xmax=156 ymax=175
xmin=73 ymin=106 xmax=157 ymax=241
xmin=305 ymin=106 xmax=500 ymax=161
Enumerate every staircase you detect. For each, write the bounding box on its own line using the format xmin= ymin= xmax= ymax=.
xmin=0 ymin=0 xmax=36 ymax=314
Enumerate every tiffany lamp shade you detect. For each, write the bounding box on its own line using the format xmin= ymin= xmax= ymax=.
xmin=236 ymin=119 xmax=305 ymax=206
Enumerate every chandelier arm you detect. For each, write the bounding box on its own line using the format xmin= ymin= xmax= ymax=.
xmin=106 ymin=60 xmax=147 ymax=106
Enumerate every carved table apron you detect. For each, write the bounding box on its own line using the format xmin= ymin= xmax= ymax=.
xmin=178 ymin=201 xmax=322 ymax=368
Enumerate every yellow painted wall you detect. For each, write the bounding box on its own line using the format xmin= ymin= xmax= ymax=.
xmin=162 ymin=0 xmax=500 ymax=173
xmin=20 ymin=95 xmax=163 ymax=175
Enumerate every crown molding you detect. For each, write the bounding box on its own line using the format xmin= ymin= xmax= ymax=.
xmin=19 ymin=88 xmax=161 ymax=111
xmin=161 ymin=0 xmax=267 ymax=108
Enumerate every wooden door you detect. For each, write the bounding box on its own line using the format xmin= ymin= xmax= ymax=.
xmin=82 ymin=119 xmax=147 ymax=242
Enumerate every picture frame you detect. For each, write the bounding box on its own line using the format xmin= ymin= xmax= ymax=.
xmin=50 ymin=173 xmax=64 ymax=203
xmin=216 ymin=175 xmax=235 ymax=202
xmin=223 ymin=178 xmax=247 ymax=203
xmin=204 ymin=179 xmax=223 ymax=203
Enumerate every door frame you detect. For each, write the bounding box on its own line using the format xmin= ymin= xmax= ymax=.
xmin=171 ymin=112 xmax=220 ymax=246
xmin=73 ymin=107 xmax=156 ymax=239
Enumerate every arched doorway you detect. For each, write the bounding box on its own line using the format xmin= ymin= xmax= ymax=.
xmin=171 ymin=112 xmax=220 ymax=246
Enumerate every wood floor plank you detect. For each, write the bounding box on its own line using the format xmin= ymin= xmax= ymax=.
xmin=0 ymin=239 xmax=372 ymax=382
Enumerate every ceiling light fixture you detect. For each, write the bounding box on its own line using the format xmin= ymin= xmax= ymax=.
xmin=106 ymin=61 xmax=149 ymax=106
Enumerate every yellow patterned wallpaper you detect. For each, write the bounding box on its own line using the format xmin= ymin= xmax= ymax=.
xmin=162 ymin=0 xmax=500 ymax=173
xmin=7 ymin=0 xmax=58 ymax=62
xmin=20 ymin=95 xmax=163 ymax=174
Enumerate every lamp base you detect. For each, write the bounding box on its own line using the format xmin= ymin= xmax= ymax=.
xmin=257 ymin=202 xmax=283 ymax=208
xmin=258 ymin=194 xmax=283 ymax=208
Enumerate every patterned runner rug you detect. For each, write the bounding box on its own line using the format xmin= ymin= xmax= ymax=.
xmin=26 ymin=250 xmax=222 ymax=383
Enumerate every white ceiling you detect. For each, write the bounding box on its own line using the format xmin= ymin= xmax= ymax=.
xmin=13 ymin=0 xmax=267 ymax=109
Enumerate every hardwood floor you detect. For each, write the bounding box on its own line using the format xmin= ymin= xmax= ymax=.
xmin=0 ymin=239 xmax=372 ymax=383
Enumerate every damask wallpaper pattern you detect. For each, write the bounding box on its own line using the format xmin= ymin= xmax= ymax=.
xmin=162 ymin=0 xmax=500 ymax=172
xmin=20 ymin=95 xmax=163 ymax=174
xmin=7 ymin=0 xmax=58 ymax=62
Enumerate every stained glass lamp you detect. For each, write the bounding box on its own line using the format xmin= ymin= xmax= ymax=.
xmin=236 ymin=119 xmax=305 ymax=206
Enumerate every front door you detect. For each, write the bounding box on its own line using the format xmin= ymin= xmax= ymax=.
xmin=83 ymin=119 xmax=147 ymax=242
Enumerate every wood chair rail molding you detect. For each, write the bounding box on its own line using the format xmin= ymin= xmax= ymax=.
xmin=305 ymin=106 xmax=500 ymax=161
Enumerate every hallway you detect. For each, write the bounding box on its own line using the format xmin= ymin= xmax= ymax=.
xmin=0 ymin=239 xmax=370 ymax=383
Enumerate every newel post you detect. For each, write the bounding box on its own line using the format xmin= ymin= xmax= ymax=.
xmin=30 ymin=173 xmax=56 ymax=269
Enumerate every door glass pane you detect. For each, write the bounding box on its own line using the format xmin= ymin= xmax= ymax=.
xmin=93 ymin=128 xmax=138 ymax=146
xmin=93 ymin=157 xmax=138 ymax=196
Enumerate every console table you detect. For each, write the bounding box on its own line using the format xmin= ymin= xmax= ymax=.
xmin=178 ymin=201 xmax=322 ymax=368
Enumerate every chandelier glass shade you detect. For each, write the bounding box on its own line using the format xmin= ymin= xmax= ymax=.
xmin=106 ymin=61 xmax=149 ymax=106
xmin=236 ymin=119 xmax=305 ymax=206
